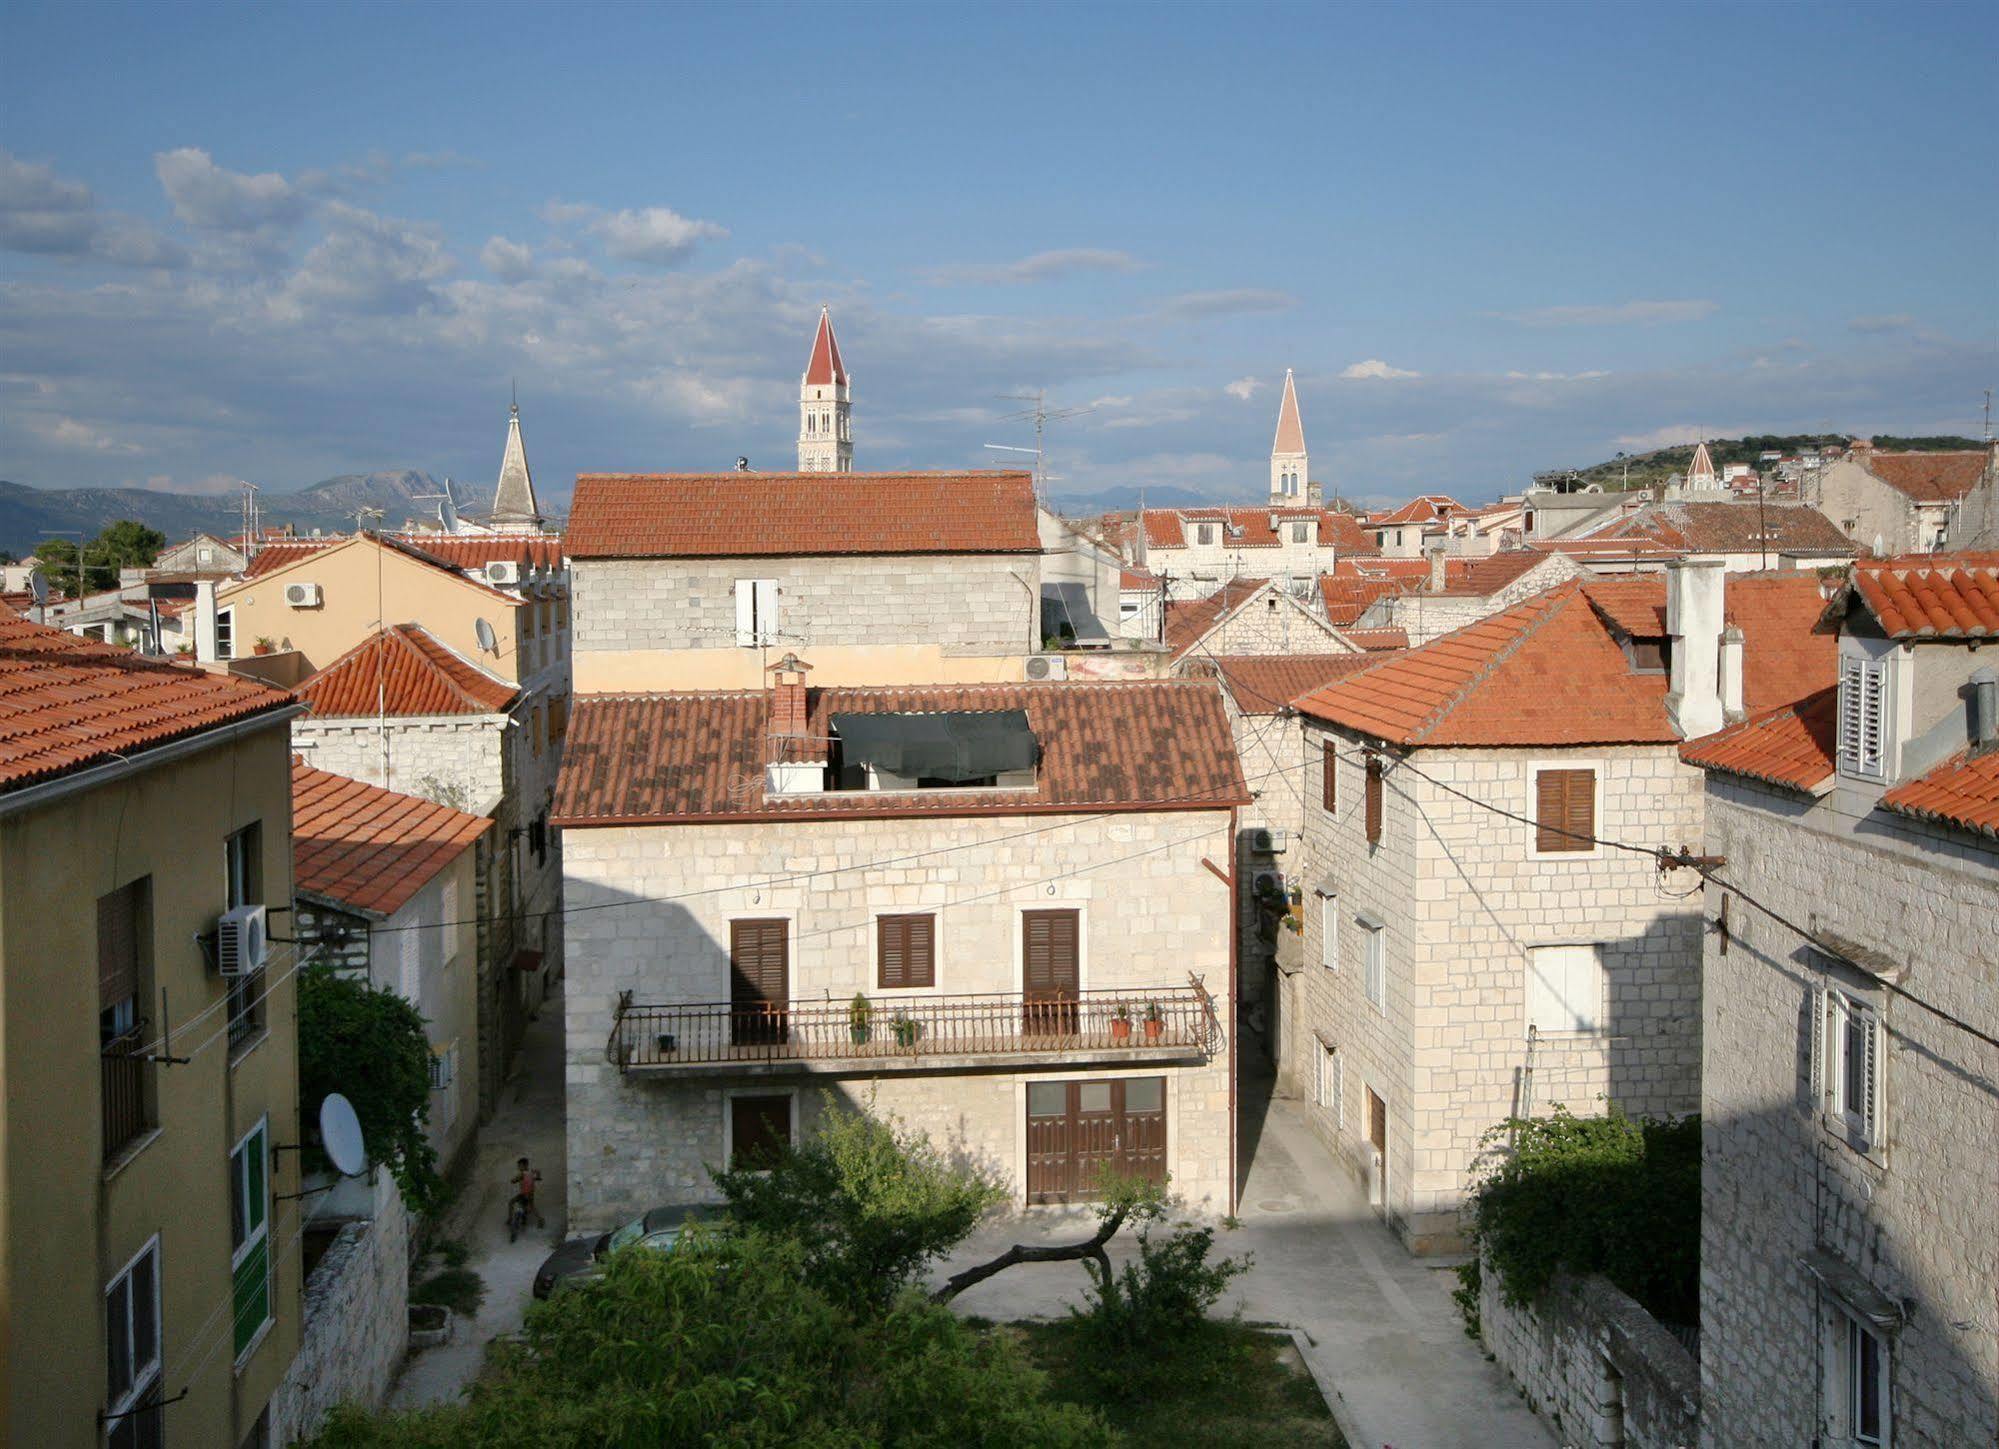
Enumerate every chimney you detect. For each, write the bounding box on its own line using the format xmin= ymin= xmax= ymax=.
xmin=764 ymin=653 xmax=823 ymax=794
xmin=193 ymin=579 xmax=220 ymax=665
xmin=1969 ymin=667 xmax=1999 ymax=758
xmin=1719 ymin=624 xmax=1745 ymax=722
xmin=1665 ymin=557 xmax=1726 ymax=739
xmin=1424 ymin=541 xmax=1448 ymax=594
xmin=1307 ymin=481 xmax=1323 ymax=506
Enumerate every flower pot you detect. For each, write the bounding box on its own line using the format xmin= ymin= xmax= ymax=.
xmin=892 ymin=1021 xmax=921 ymax=1048
xmin=850 ymin=1025 xmax=870 ymax=1045
xmin=1110 ymin=1018 xmax=1132 ymax=1041
xmin=1143 ymin=1018 xmax=1163 ymax=1042
xmin=252 ymin=644 xmax=274 ymax=656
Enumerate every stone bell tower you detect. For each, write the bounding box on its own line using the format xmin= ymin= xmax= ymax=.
xmin=798 ymin=307 xmax=852 ymax=473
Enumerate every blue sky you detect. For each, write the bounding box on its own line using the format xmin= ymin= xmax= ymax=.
xmin=2 ymin=1 xmax=1993 ymax=510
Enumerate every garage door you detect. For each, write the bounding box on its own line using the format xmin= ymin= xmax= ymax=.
xmin=1024 ymin=1076 xmax=1166 ymax=1204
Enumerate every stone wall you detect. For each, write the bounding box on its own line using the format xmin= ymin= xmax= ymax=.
xmin=1149 ymin=540 xmax=1342 ymax=600
xmin=1478 ymin=1263 xmax=1700 ymax=1449
xmin=293 ymin=715 xmax=507 ymax=813
xmin=1697 ymin=776 xmax=1999 ymax=1448
xmin=271 ymin=1172 xmax=409 ymax=1446
xmin=561 ymin=808 xmax=1236 ymax=1229
xmin=1194 ymin=592 xmax=1345 ymax=656
xmin=1373 ymin=555 xmax=1581 ymax=646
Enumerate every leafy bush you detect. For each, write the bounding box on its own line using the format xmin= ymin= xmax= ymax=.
xmin=713 ymin=1096 xmax=1005 ymax=1311
xmin=410 ymin=1266 xmax=484 ymax=1319
xmin=1464 ymin=1106 xmax=1699 ymax=1324
xmin=297 ymin=965 xmax=443 ymax=1215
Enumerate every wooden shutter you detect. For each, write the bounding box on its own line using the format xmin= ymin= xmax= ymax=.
xmin=1321 ymin=741 xmax=1337 ymax=814
xmin=877 ymin=914 xmax=936 ymax=989
xmin=1023 ymin=910 xmax=1079 ymax=995
xmin=97 ymin=880 xmax=146 ymax=1008
xmin=1809 ymin=984 xmax=1827 ymax=1114
xmin=1364 ymin=756 xmax=1383 ymax=845
xmin=1536 ymin=769 xmax=1595 ymax=852
xmin=730 ymin=919 xmax=788 ymax=1007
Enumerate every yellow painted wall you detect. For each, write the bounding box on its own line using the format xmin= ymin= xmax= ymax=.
xmin=0 ymin=718 xmax=303 ymax=1448
xmin=574 ymin=644 xmax=1036 ymax=695
xmin=218 ymin=537 xmax=527 ymax=681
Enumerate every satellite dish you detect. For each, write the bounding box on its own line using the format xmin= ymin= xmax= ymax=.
xmin=475 ymin=617 xmax=497 ymax=652
xmin=320 ymin=1092 xmax=368 ymax=1177
xmin=29 ymin=571 xmax=48 ymax=606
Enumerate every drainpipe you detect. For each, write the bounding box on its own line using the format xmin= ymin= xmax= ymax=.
xmin=1228 ymin=803 xmax=1240 ymax=1215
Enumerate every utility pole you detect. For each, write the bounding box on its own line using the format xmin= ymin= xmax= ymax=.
xmin=984 ymin=390 xmax=1094 ymax=501
xmin=355 ymin=506 xmax=388 ymax=786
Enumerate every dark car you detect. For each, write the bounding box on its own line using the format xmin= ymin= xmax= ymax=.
xmin=531 ymin=1204 xmax=718 ymax=1299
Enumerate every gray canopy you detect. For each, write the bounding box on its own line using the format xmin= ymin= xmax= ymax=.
xmin=832 ymin=710 xmax=1037 ymax=782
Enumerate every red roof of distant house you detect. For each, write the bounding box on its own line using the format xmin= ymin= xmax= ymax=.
xmin=565 ymin=472 xmax=1040 ymax=558
xmin=1881 ymin=749 xmax=1999 ymax=838
xmin=1431 ymin=550 xmax=1555 ymax=597
xmin=1205 ymin=654 xmax=1386 ymax=715
xmin=1580 ymin=578 xmax=1669 ymax=638
xmin=0 ymin=613 xmax=292 ymax=793
xmin=1369 ymin=495 xmax=1461 ymax=529
xmin=1163 ymin=578 xmax=1270 ymax=657
xmin=1339 ymin=627 xmax=1408 ymax=651
xmin=292 ymin=761 xmax=492 ymax=917
xmin=297 ymin=625 xmax=518 ymax=718
xmin=237 ymin=532 xmax=521 ymax=604
xmin=1528 ymin=537 xmax=1685 ymax=561
xmin=1120 ymin=567 xmax=1157 ymax=590
xmin=1860 ymin=450 xmax=1990 ymax=503
xmin=803 ymin=308 xmax=847 ymax=386
xmin=1139 ymin=506 xmax=1378 ymax=554
xmin=1581 ymin=501 xmax=1854 ymax=556
xmin=1583 ymin=571 xmax=1838 ymax=714
xmin=1848 ymin=553 xmax=1999 ymax=639
xmin=554 ymin=679 xmax=1248 ymax=825
xmin=389 ymin=534 xmax=564 ymax=571
xmin=242 ymin=538 xmax=338 ymax=579
xmin=1678 ymin=689 xmax=1837 ymax=792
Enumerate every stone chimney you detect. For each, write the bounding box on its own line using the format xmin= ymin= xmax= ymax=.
xmin=1424 ymin=541 xmax=1449 ymax=593
xmin=1307 ymin=481 xmax=1324 ymax=506
xmin=1719 ymin=624 xmax=1746 ymax=722
xmin=1969 ymin=667 xmax=1999 ymax=759
xmin=764 ymin=653 xmax=824 ymax=793
xmin=1665 ymin=556 xmax=1726 ymax=739
xmin=193 ymin=579 xmax=220 ymax=665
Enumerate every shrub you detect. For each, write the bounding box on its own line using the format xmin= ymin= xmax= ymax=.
xmin=296 ymin=966 xmax=442 ymax=1214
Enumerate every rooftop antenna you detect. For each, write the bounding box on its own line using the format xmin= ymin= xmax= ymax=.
xmin=240 ymin=480 xmax=262 ymax=558
xmin=1983 ymin=388 xmax=1992 ymax=444
xmin=984 ymin=390 xmax=1095 ymax=503
xmin=412 ymin=479 xmax=462 ymax=534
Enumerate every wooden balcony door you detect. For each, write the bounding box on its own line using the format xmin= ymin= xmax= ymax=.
xmin=1367 ymin=1086 xmax=1388 ymax=1209
xmin=730 ymin=919 xmax=789 ymax=1047
xmin=1022 ymin=909 xmax=1080 ymax=1038
xmin=1025 ymin=1076 xmax=1167 ymax=1204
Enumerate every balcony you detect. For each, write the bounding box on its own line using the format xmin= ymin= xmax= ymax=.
xmin=101 ymin=1024 xmax=155 ymax=1162
xmin=608 ymin=985 xmax=1218 ymax=1078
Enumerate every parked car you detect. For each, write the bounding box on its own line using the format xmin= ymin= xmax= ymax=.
xmin=531 ymin=1204 xmax=720 ymax=1298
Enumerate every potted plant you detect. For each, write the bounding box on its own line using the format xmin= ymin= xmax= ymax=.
xmin=252 ymin=636 xmax=276 ymax=656
xmin=848 ymin=992 xmax=873 ymax=1045
xmin=891 ymin=1012 xmax=921 ymax=1049
xmin=1143 ymin=1001 xmax=1164 ymax=1041
xmin=1110 ymin=1002 xmax=1132 ymax=1041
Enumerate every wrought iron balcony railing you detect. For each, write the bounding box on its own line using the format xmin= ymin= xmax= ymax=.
xmin=101 ymin=1023 xmax=155 ymax=1161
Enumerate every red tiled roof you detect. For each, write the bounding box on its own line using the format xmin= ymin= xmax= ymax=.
xmin=1582 ymin=572 xmax=1836 ymax=714
xmin=1139 ymin=507 xmax=1378 ymax=554
xmin=1318 ymin=557 xmax=1430 ymax=625
xmin=1529 ymin=537 xmax=1685 ymax=560
xmin=566 ymin=472 xmax=1040 ymax=558
xmin=1206 ymin=654 xmax=1384 ymax=715
xmin=298 ymin=625 xmax=518 ymax=718
xmin=1432 ymin=550 xmax=1553 ymax=597
xmin=389 ymin=534 xmax=564 ymax=571
xmin=0 ymin=613 xmax=292 ymax=793
xmin=1163 ymin=578 xmax=1269 ymax=657
xmin=242 ymin=538 xmax=337 ymax=579
xmin=1369 ymin=495 xmax=1460 ymax=528
xmin=553 ymin=680 xmax=1248 ymax=825
xmin=236 ymin=532 xmax=520 ymax=604
xmin=293 ymin=761 xmax=492 ymax=917
xmin=1587 ymin=501 xmax=1854 ymax=556
xmin=1849 ymin=554 xmax=1999 ymax=639
xmin=1861 ymin=450 xmax=1991 ymax=503
xmin=803 ymin=309 xmax=847 ymax=386
xmin=1679 ymin=689 xmax=1836 ymax=792
xmin=1119 ymin=568 xmax=1157 ymax=590
xmin=1581 ymin=578 xmax=1669 ymax=638
xmin=1881 ymin=749 xmax=1999 ymax=838
xmin=1339 ymin=627 xmax=1409 ymax=651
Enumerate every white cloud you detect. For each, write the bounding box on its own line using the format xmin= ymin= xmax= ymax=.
xmin=1223 ymin=376 xmax=1260 ymax=401
xmin=275 ymin=203 xmax=453 ymax=317
xmin=0 ymin=149 xmax=184 ymax=267
xmin=481 ymin=236 xmax=536 ymax=283
xmin=924 ymin=249 xmax=1141 ymax=285
xmin=1503 ymin=369 xmax=1609 ymax=382
xmin=1612 ymin=424 xmax=1724 ymax=452
xmin=545 ymin=201 xmax=728 ymax=268
xmin=27 ymin=414 xmax=142 ymax=454
xmin=1340 ymin=359 xmax=1421 ymax=380
xmin=1493 ymin=299 xmax=1719 ymax=327
xmin=1156 ymin=289 xmax=1296 ymax=319
xmin=154 ymin=148 xmax=307 ymax=237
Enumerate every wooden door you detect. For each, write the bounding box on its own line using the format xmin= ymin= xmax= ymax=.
xmin=730 ymin=919 xmax=789 ymax=1047
xmin=1024 ymin=1077 xmax=1168 ymax=1204
xmin=1024 ymin=1081 xmax=1073 ymax=1202
xmin=1072 ymin=1080 xmax=1120 ymax=1190
xmin=1367 ymin=1087 xmax=1388 ymax=1208
xmin=1022 ymin=909 xmax=1080 ymax=1037
xmin=1118 ymin=1076 xmax=1168 ymax=1185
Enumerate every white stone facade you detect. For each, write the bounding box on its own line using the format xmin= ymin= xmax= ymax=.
xmin=561 ymin=809 xmax=1236 ymax=1230
xmin=1364 ymin=554 xmax=1581 ymax=646
xmin=1183 ymin=586 xmax=1347 ymax=657
xmin=1281 ymin=729 xmax=1706 ymax=1252
xmin=1696 ymin=774 xmax=1999 ymax=1448
xmin=1148 ymin=538 xmax=1346 ymax=601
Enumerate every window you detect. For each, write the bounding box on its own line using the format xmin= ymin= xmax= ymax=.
xmin=105 ymin=1238 xmax=161 ymax=1449
xmin=1196 ymin=524 xmax=1218 ymax=546
xmin=1534 ymin=768 xmax=1596 ymax=853
xmin=550 ymin=694 xmax=569 ymax=742
xmin=729 ymin=1093 xmax=794 ymax=1169
xmin=734 ymin=578 xmax=779 ymax=647
xmin=225 ymin=823 xmax=264 ymax=1051
xmin=1818 ymin=985 xmax=1882 ymax=1153
xmin=876 ymin=913 xmax=937 ymax=989
xmin=1318 ymin=892 xmax=1339 ymax=970
xmin=1315 ymin=1043 xmax=1342 ymax=1124
xmin=1842 ymin=1313 xmax=1889 ymax=1446
xmin=1527 ymin=943 xmax=1604 ymax=1034
xmin=1361 ymin=919 xmax=1385 ymax=1011
xmin=1291 ymin=522 xmax=1309 ymax=543
xmin=215 ymin=606 xmax=235 ymax=660
xmin=229 ymin=1119 xmax=272 ymax=1359
xmin=1321 ymin=741 xmax=1338 ymax=814
xmin=1364 ymin=755 xmax=1384 ymax=845
xmin=1838 ymin=655 xmax=1887 ymax=781
xmin=99 ymin=878 xmax=154 ymax=1159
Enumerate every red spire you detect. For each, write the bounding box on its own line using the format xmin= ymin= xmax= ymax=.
xmin=804 ymin=307 xmax=847 ymax=386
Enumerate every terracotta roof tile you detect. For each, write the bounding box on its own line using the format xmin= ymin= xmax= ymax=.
xmin=1849 ymin=554 xmax=1999 ymax=639
xmin=566 ymin=472 xmax=1040 ymax=558
xmin=389 ymin=534 xmax=564 ymax=571
xmin=1588 ymin=501 xmax=1855 ymax=555
xmin=1861 ymin=450 xmax=1991 ymax=503
xmin=293 ymin=761 xmax=493 ymax=917
xmin=1581 ymin=578 xmax=1669 ymax=638
xmin=1163 ymin=578 xmax=1269 ymax=657
xmin=298 ymin=625 xmax=518 ymax=718
xmin=242 ymin=538 xmax=337 ymax=579
xmin=1582 ymin=572 xmax=1838 ymax=713
xmin=1338 ymin=627 xmax=1408 ymax=651
xmin=1679 ymin=688 xmax=1837 ymax=792
xmin=0 ymin=613 xmax=292 ymax=793
xmin=1880 ymin=749 xmax=1999 ymax=839
xmin=1204 ymin=654 xmax=1386 ymax=715
xmin=1430 ymin=550 xmax=1551 ymax=597
xmin=1138 ymin=507 xmax=1378 ymax=554
xmin=1369 ymin=495 xmax=1461 ymax=528
xmin=553 ymin=680 xmax=1248 ymax=825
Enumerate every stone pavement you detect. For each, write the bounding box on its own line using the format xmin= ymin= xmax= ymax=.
xmin=930 ymin=1085 xmax=1552 ymax=1449
xmin=386 ymin=978 xmax=569 ymax=1410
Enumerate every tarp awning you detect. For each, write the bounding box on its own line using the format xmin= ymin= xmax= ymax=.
xmin=1041 ymin=581 xmax=1111 ymax=644
xmin=832 ymin=710 xmax=1037 ymax=783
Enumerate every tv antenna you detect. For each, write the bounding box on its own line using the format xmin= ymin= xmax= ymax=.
xmin=412 ymin=478 xmax=462 ymax=534
xmin=984 ymin=390 xmax=1094 ymax=500
xmin=240 ymin=480 xmax=262 ymax=558
xmin=1983 ymin=388 xmax=1992 ymax=444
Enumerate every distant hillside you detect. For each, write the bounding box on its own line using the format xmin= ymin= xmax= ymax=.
xmin=0 ymin=470 xmax=450 ymax=558
xmin=1549 ymin=434 xmax=1985 ymax=495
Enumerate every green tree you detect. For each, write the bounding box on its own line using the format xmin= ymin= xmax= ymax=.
xmin=95 ymin=519 xmax=167 ymax=572
xmin=296 ymin=965 xmax=442 ymax=1215
xmin=308 ymin=1232 xmax=1111 ymax=1448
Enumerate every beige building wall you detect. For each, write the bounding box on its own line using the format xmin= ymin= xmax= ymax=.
xmin=560 ymin=809 xmax=1236 ymax=1227
xmin=369 ymin=854 xmax=482 ymax=1175
xmin=1813 ymin=459 xmax=1957 ymax=556
xmin=1188 ymin=593 xmax=1346 ymax=657
xmin=0 ymin=717 xmax=302 ymax=1448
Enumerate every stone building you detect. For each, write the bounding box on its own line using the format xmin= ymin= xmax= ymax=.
xmin=1560 ymin=497 xmax=1858 ymax=574
xmin=1281 ymin=563 xmax=1835 ymax=1252
xmin=564 ymin=470 xmax=1047 ymax=693
xmin=1359 ymin=547 xmax=1582 ymax=647
xmin=1163 ymin=575 xmax=1359 ymax=660
xmin=1680 ymin=552 xmax=1999 ymax=1447
xmin=1367 ymin=495 xmax=1463 ymax=557
xmin=553 ymin=668 xmax=1247 ymax=1228
xmin=1813 ymin=442 xmax=1995 ymax=555
xmin=1125 ymin=505 xmax=1379 ymax=602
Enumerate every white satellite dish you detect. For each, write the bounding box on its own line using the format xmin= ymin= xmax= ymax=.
xmin=29 ymin=572 xmax=48 ymax=607
xmin=320 ymin=1092 xmax=368 ymax=1177
xmin=475 ymin=617 xmax=497 ymax=653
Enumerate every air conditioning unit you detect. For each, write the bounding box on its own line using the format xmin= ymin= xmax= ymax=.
xmin=216 ymin=904 xmax=268 ymax=977
xmin=1251 ymin=869 xmax=1282 ymax=894
xmin=1025 ymin=655 xmax=1068 ymax=681
xmin=1250 ymin=827 xmax=1289 ymax=854
xmin=283 ymin=582 xmax=321 ymax=608
xmin=484 ymin=560 xmax=520 ymax=586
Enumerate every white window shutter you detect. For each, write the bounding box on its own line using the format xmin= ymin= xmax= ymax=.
xmin=1861 ymin=1009 xmax=1880 ymax=1144
xmin=1809 ymin=985 xmax=1827 ymax=1113
xmin=1334 ymin=1052 xmax=1344 ymax=1129
xmin=755 ymin=580 xmax=778 ymax=645
xmin=734 ymin=581 xmax=757 ymax=647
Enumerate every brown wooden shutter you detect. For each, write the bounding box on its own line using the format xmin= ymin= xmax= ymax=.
xmin=730 ymin=919 xmax=789 ymax=1008
xmin=1322 ymin=741 xmax=1338 ymax=813
xmin=1364 ymin=756 xmax=1383 ymax=846
xmin=1536 ymin=769 xmax=1595 ymax=852
xmin=1023 ymin=909 xmax=1080 ymax=995
xmin=97 ymin=879 xmax=147 ymax=1007
xmin=877 ymin=914 xmax=935 ymax=989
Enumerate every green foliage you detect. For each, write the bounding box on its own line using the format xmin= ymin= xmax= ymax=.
xmin=296 ymin=965 xmax=442 ymax=1215
xmin=435 ymin=1238 xmax=471 ymax=1269
xmin=1450 ymin=1257 xmax=1481 ymax=1339
xmin=1070 ymin=1215 xmax=1251 ymax=1400
xmin=410 ymin=1265 xmax=485 ymax=1318
xmin=32 ymin=520 xmax=166 ymax=592
xmin=1464 ymin=1107 xmax=1700 ymax=1324
xmin=308 ymin=1231 xmax=1111 ymax=1448
xmin=713 ymin=1096 xmax=1005 ymax=1311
